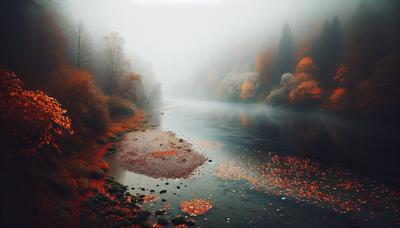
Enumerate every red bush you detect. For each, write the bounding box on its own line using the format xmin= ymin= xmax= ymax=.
xmin=289 ymin=80 xmax=321 ymax=105
xmin=49 ymin=67 xmax=110 ymax=139
xmin=328 ymin=87 xmax=347 ymax=110
xmin=0 ymin=70 xmax=73 ymax=153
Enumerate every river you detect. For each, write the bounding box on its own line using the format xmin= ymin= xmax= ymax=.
xmin=106 ymin=98 xmax=400 ymax=227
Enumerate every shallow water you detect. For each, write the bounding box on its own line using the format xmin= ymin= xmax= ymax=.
xmin=107 ymin=98 xmax=400 ymax=227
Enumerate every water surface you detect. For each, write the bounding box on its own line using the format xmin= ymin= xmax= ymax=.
xmin=107 ymin=98 xmax=400 ymax=227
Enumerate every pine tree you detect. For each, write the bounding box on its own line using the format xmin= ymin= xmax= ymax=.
xmin=273 ymin=23 xmax=296 ymax=86
xmin=310 ymin=16 xmax=343 ymax=88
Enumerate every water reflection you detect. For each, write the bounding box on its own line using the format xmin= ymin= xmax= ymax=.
xmin=158 ymin=98 xmax=399 ymax=184
xmin=107 ymin=98 xmax=400 ymax=227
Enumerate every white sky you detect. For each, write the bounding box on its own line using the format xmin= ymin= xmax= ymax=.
xmin=65 ymin=0 xmax=360 ymax=94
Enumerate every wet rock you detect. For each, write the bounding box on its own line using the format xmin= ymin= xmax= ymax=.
xmin=129 ymin=203 xmax=140 ymax=209
xmin=140 ymin=222 xmax=151 ymax=228
xmin=187 ymin=219 xmax=196 ymax=226
xmin=171 ymin=216 xmax=186 ymax=225
xmin=113 ymin=218 xmax=131 ymax=227
xmin=155 ymin=210 xmax=166 ymax=216
xmin=157 ymin=218 xmax=169 ymax=225
xmin=137 ymin=211 xmax=151 ymax=221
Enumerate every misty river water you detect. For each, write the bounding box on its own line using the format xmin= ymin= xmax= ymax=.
xmin=106 ymin=98 xmax=400 ymax=227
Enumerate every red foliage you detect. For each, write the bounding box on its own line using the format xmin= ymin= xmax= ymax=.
xmin=295 ymin=56 xmax=318 ymax=76
xmin=329 ymin=87 xmax=347 ymax=110
xmin=240 ymin=80 xmax=257 ymax=100
xmin=0 ymin=70 xmax=73 ymax=153
xmin=289 ymin=80 xmax=321 ymax=104
xmin=294 ymin=56 xmax=318 ymax=85
xmin=50 ymin=67 xmax=110 ymax=139
xmin=180 ymin=198 xmax=213 ymax=216
xmin=289 ymin=57 xmax=322 ymax=106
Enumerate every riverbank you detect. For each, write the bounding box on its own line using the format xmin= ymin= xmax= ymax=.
xmin=76 ymin=109 xmax=209 ymax=227
xmin=103 ymin=99 xmax=400 ymax=227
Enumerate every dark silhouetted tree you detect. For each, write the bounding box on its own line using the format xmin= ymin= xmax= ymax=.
xmin=103 ymin=32 xmax=128 ymax=95
xmin=310 ymin=15 xmax=342 ymax=88
xmin=273 ymin=23 xmax=296 ymax=86
xmin=71 ymin=22 xmax=91 ymax=68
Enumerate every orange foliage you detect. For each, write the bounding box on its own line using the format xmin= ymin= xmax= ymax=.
xmin=0 ymin=71 xmax=73 ymax=153
xmin=295 ymin=56 xmax=318 ymax=75
xmin=117 ymin=73 xmax=143 ymax=102
xmin=294 ymin=56 xmax=318 ymax=85
xmin=329 ymin=88 xmax=347 ymax=109
xmin=180 ymin=198 xmax=213 ymax=216
xmin=240 ymin=80 xmax=256 ymax=100
xmin=295 ymin=72 xmax=314 ymax=84
xmin=50 ymin=67 xmax=109 ymax=138
xmin=143 ymin=194 xmax=160 ymax=203
xmin=256 ymin=52 xmax=268 ymax=73
xmin=289 ymin=80 xmax=321 ymax=104
xmin=124 ymin=73 xmax=141 ymax=81
xmin=256 ymin=47 xmax=277 ymax=73
xmin=289 ymin=57 xmax=322 ymax=106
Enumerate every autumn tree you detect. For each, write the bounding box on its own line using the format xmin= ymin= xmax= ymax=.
xmin=288 ymin=57 xmax=321 ymax=107
xmin=71 ymin=22 xmax=91 ymax=68
xmin=103 ymin=32 xmax=128 ymax=95
xmin=256 ymin=46 xmax=276 ymax=97
xmin=345 ymin=1 xmax=385 ymax=84
xmin=0 ymin=70 xmax=73 ymax=153
xmin=310 ymin=16 xmax=343 ymax=87
xmin=359 ymin=55 xmax=400 ymax=118
xmin=272 ymin=23 xmax=296 ymax=86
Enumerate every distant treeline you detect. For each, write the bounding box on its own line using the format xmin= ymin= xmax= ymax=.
xmin=197 ymin=0 xmax=400 ymax=122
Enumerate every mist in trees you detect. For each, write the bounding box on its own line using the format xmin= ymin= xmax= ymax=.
xmin=71 ymin=22 xmax=91 ymax=69
xmin=0 ymin=1 xmax=160 ymax=226
xmin=192 ymin=0 xmax=400 ymax=124
xmin=273 ymin=23 xmax=296 ymax=86
xmin=1 ymin=0 xmax=400 ymax=227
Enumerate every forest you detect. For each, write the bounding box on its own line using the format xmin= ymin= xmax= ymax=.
xmin=1 ymin=0 xmax=400 ymax=228
xmin=195 ymin=1 xmax=400 ymax=123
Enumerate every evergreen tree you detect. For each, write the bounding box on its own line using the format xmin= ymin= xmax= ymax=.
xmin=310 ymin=16 xmax=343 ymax=88
xmin=273 ymin=23 xmax=296 ymax=86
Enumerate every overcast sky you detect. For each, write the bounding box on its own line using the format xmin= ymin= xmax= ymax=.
xmin=64 ymin=0 xmax=361 ymax=94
